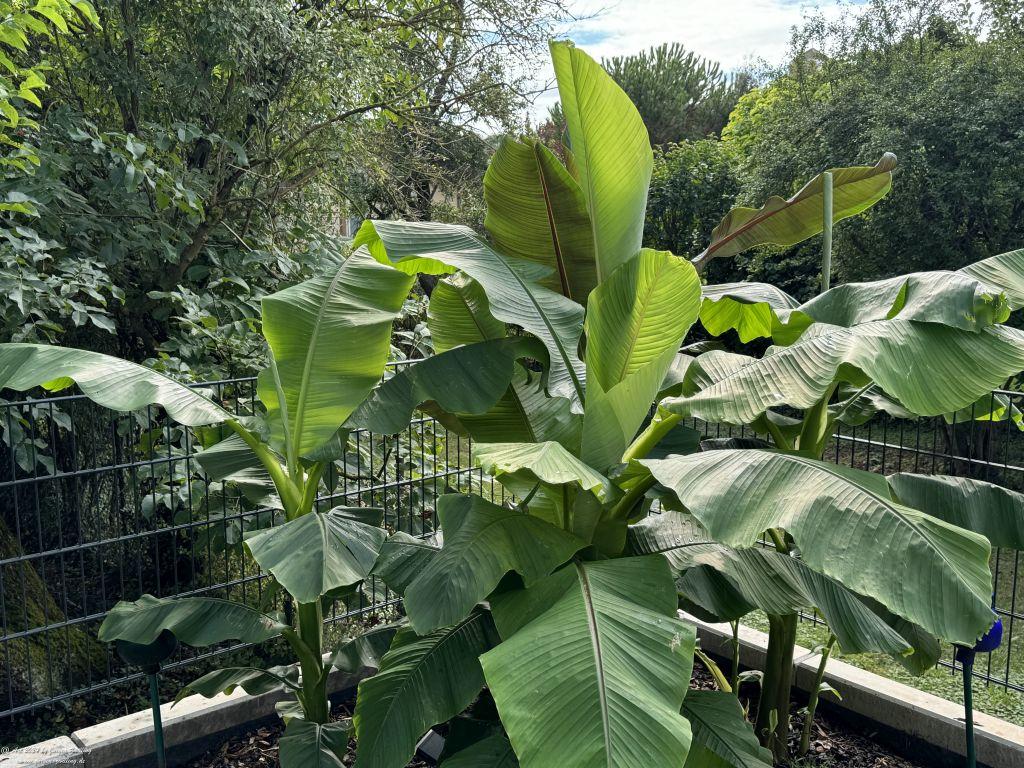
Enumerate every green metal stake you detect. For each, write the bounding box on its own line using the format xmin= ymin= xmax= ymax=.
xmin=956 ymin=597 xmax=1002 ymax=768
xmin=962 ymin=652 xmax=976 ymax=768
xmin=821 ymin=170 xmax=834 ymax=293
xmin=114 ymin=629 xmax=177 ymax=768
xmin=149 ymin=671 xmax=168 ymax=768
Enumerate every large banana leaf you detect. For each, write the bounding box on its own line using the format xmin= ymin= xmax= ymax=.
xmin=693 ymin=153 xmax=896 ymax=268
xmin=699 ymin=283 xmax=801 ymax=344
xmin=550 ymin=40 xmax=652 ymax=283
xmin=371 ymin=531 xmax=442 ymax=597
xmin=473 ymin=441 xmax=611 ymax=499
xmin=98 ymin=595 xmax=286 ymax=646
xmin=427 ymin=273 xmax=580 ymax=448
xmin=0 ymin=344 xmax=229 ymax=425
xmin=330 ymin=623 xmax=403 ymax=674
xmin=959 ymin=248 xmax=1024 ymax=309
xmin=888 ymin=473 xmax=1024 ymax=550
xmin=280 ymin=719 xmax=350 ymax=768
xmin=193 ymin=432 xmax=282 ymax=508
xmin=582 ymin=249 xmax=701 ymax=470
xmin=628 ymin=512 xmax=938 ymax=670
xmin=353 ymin=613 xmax=498 ymax=768
xmin=259 ymin=248 xmax=415 ymax=459
xmin=663 ymin=320 xmax=1024 ymax=426
xmin=700 ymin=249 xmax=1024 ymax=343
xmin=481 ymin=557 xmax=695 ymax=768
xmin=402 ymin=494 xmax=585 ymax=634
xmin=244 ymin=507 xmax=386 ymax=603
xmin=484 ymin=136 xmax=596 ymax=302
xmin=353 ymin=220 xmax=586 ymax=407
xmin=176 ymin=665 xmax=300 ymax=703
xmin=642 ymin=450 xmax=995 ymax=645
xmin=348 ymin=337 xmax=541 ymax=435
xmin=682 ymin=690 xmax=773 ymax=768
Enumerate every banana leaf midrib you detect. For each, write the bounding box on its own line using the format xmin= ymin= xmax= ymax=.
xmin=359 ymin=613 xmax=487 ymax=755
xmin=289 ymin=265 xmax=348 ymax=460
xmin=576 ymin=561 xmax=614 ymax=767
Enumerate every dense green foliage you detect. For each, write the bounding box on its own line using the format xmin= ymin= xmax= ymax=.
xmin=603 ymin=42 xmax=749 ymax=146
xmin=720 ymin=0 xmax=1024 ymax=297
xmin=644 ymin=139 xmax=740 ymax=280
xmin=1 ymin=0 xmax=566 ymax=374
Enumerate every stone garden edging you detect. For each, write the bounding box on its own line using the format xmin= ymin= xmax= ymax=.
xmin=687 ymin=612 xmax=1024 ymax=768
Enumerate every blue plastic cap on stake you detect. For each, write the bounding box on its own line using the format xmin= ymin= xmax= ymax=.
xmin=974 ymin=617 xmax=1003 ymax=654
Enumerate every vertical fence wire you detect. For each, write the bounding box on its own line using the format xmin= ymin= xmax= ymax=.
xmin=0 ymin=374 xmax=1022 ymax=735
xmin=0 ymin=363 xmax=492 ymax=735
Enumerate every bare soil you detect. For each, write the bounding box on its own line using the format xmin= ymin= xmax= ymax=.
xmin=188 ymin=672 xmax=929 ymax=768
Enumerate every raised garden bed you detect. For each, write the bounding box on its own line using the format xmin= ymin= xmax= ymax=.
xmin=186 ymin=671 xmax=923 ymax=768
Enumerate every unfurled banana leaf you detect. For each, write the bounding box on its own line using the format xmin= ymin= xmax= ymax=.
xmin=349 ymin=337 xmax=543 ymax=435
xmin=429 ymin=273 xmax=507 ymax=351
xmin=699 ymin=283 xmax=801 ymax=344
xmin=482 ymin=557 xmax=695 ymax=768
xmin=693 ymin=153 xmax=896 ymax=268
xmin=943 ymin=390 xmax=1023 ymax=429
xmin=279 ymin=719 xmax=350 ymax=768
xmin=484 ymin=136 xmax=596 ymax=302
xmin=645 ymin=423 xmax=703 ymax=460
xmin=441 ymin=731 xmax=519 ymax=767
xmin=550 ymin=40 xmax=652 ymax=283
xmin=402 ymin=494 xmax=585 ymax=634
xmin=371 ymin=531 xmax=442 ymax=597
xmin=244 ymin=507 xmax=387 ymax=604
xmin=888 ymin=473 xmax=1024 ymax=550
xmin=194 ymin=432 xmax=282 ymax=508
xmin=258 ymin=247 xmax=416 ymax=459
xmin=353 ymin=219 xmax=586 ymax=408
xmin=643 ymin=450 xmax=995 ymax=645
xmin=960 ymin=248 xmax=1024 ymax=309
xmin=473 ymin=441 xmax=611 ymax=499
xmin=629 ymin=512 xmax=937 ymax=666
xmin=98 ymin=595 xmax=286 ymax=646
xmin=829 ymin=383 xmax=915 ymax=426
xmin=330 ymin=622 xmax=403 ymax=674
xmin=782 ymin=271 xmax=1010 ymax=338
xmin=426 ymin=273 xmax=581 ymax=449
xmin=700 ymin=249 xmax=1024 ymax=343
xmin=682 ymin=690 xmax=773 ymax=768
xmin=582 ymin=249 xmax=701 ymax=470
xmin=175 ymin=664 xmax=300 ymax=703
xmin=662 ymin=320 xmax=1024 ymax=426
xmin=353 ymin=613 xmax=499 ymax=768
xmin=0 ymin=344 xmax=229 ymax=425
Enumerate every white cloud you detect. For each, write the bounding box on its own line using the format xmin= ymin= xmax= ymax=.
xmin=527 ymin=0 xmax=852 ymax=121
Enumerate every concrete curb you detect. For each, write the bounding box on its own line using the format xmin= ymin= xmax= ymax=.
xmin=17 ymin=664 xmax=366 ymax=768
xmin=686 ymin=612 xmax=1024 ymax=768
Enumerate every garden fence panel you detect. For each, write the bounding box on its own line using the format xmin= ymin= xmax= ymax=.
xmin=0 ymin=371 xmax=1021 ymax=736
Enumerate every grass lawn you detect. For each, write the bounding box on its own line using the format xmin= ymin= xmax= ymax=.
xmin=741 ymin=611 xmax=1024 ymax=727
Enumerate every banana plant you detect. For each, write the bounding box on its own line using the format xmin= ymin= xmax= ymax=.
xmin=344 ymin=40 xmax=1024 ymax=768
xmin=0 ymin=249 xmax=437 ymax=764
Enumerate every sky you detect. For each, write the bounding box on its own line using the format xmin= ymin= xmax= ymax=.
xmin=528 ymin=0 xmax=854 ymax=120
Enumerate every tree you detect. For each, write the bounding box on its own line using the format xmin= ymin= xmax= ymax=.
xmin=644 ymin=138 xmax=742 ymax=284
xmin=1 ymin=0 xmax=569 ymax=370
xmin=722 ymin=0 xmax=1024 ymax=298
xmin=604 ymin=42 xmax=750 ymax=145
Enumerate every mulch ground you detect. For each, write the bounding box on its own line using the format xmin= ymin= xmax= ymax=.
xmin=189 ymin=674 xmax=927 ymax=768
